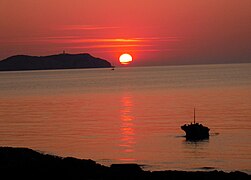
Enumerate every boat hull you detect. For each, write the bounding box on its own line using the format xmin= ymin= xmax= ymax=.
xmin=181 ymin=123 xmax=210 ymax=140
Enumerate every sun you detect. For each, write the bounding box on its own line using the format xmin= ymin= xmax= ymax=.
xmin=119 ymin=53 xmax=133 ymax=65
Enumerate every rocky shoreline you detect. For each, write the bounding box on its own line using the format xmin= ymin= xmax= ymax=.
xmin=0 ymin=147 xmax=249 ymax=179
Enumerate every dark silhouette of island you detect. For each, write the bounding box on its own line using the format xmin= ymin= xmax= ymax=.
xmin=0 ymin=53 xmax=112 ymax=71
xmin=0 ymin=147 xmax=249 ymax=180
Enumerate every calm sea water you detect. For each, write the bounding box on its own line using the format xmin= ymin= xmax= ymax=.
xmin=0 ymin=63 xmax=250 ymax=173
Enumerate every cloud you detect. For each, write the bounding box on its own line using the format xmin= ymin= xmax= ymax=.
xmin=37 ymin=35 xmax=181 ymax=54
xmin=40 ymin=36 xmax=181 ymax=44
xmin=60 ymin=25 xmax=119 ymax=30
xmin=66 ymin=38 xmax=143 ymax=43
xmin=68 ymin=44 xmax=152 ymax=49
xmin=1 ymin=29 xmax=181 ymax=55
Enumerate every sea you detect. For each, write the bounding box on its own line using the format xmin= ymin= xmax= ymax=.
xmin=0 ymin=63 xmax=250 ymax=174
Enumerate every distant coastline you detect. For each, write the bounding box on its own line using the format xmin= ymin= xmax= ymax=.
xmin=0 ymin=53 xmax=112 ymax=71
xmin=0 ymin=147 xmax=249 ymax=179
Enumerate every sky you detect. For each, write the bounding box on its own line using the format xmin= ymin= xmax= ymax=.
xmin=0 ymin=0 xmax=250 ymax=66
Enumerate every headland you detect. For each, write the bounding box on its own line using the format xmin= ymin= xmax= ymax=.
xmin=0 ymin=53 xmax=112 ymax=71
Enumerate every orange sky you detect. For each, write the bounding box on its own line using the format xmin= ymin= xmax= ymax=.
xmin=0 ymin=0 xmax=250 ymax=66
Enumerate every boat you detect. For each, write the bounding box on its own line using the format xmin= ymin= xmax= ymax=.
xmin=181 ymin=108 xmax=210 ymax=140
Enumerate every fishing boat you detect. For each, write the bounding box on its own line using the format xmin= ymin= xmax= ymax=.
xmin=181 ymin=108 xmax=210 ymax=140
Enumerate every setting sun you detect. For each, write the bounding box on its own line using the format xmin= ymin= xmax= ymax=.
xmin=119 ymin=53 xmax=133 ymax=65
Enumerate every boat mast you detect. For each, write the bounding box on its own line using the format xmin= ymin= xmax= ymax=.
xmin=194 ymin=108 xmax=195 ymax=124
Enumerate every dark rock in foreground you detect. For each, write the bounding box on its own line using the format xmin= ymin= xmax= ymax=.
xmin=0 ymin=53 xmax=112 ymax=71
xmin=0 ymin=147 xmax=250 ymax=180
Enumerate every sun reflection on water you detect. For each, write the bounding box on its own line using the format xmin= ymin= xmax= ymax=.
xmin=119 ymin=95 xmax=136 ymax=162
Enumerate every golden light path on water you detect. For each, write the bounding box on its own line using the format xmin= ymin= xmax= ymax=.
xmin=119 ymin=95 xmax=136 ymax=162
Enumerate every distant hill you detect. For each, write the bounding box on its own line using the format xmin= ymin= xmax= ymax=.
xmin=0 ymin=53 xmax=112 ymax=71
